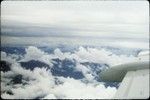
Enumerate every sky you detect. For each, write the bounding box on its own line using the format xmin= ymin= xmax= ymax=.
xmin=1 ymin=0 xmax=149 ymax=49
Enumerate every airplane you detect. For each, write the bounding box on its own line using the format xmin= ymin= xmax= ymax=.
xmin=100 ymin=50 xmax=150 ymax=99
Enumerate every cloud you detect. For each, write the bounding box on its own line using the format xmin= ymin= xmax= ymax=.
xmin=1 ymin=51 xmax=19 ymax=63
xmin=17 ymin=46 xmax=138 ymax=82
xmin=1 ymin=61 xmax=117 ymax=99
xmin=1 ymin=62 xmax=55 ymax=99
xmin=52 ymin=77 xmax=117 ymax=99
xmin=1 ymin=1 xmax=148 ymax=25
xmin=74 ymin=47 xmax=137 ymax=66
xmin=75 ymin=63 xmax=94 ymax=81
xmin=1 ymin=1 xmax=149 ymax=47
xmin=21 ymin=46 xmax=138 ymax=66
xmin=20 ymin=46 xmax=53 ymax=66
xmin=24 ymin=46 xmax=45 ymax=60
xmin=1 ymin=46 xmax=142 ymax=99
xmin=43 ymin=94 xmax=56 ymax=99
xmin=1 ymin=35 xmax=149 ymax=49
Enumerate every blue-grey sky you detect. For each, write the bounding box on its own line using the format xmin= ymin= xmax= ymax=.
xmin=1 ymin=0 xmax=149 ymax=49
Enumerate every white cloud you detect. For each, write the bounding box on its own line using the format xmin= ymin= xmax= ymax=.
xmin=2 ymin=46 xmax=138 ymax=73
xmin=1 ymin=51 xmax=18 ymax=63
xmin=53 ymin=48 xmax=65 ymax=60
xmin=1 ymin=46 xmax=143 ymax=99
xmin=20 ymin=46 xmax=53 ymax=66
xmin=1 ymin=1 xmax=148 ymax=25
xmin=1 ymin=35 xmax=149 ymax=49
xmin=113 ymin=41 xmax=149 ymax=49
xmin=43 ymin=94 xmax=56 ymax=99
xmin=1 ymin=61 xmax=117 ymax=99
xmin=52 ymin=77 xmax=117 ymax=99
xmin=19 ymin=46 xmax=138 ymax=75
xmin=24 ymin=46 xmax=45 ymax=60
xmin=1 ymin=62 xmax=55 ymax=99
xmin=1 ymin=1 xmax=149 ymax=47
xmin=73 ymin=46 xmax=137 ymax=66
xmin=75 ymin=63 xmax=94 ymax=81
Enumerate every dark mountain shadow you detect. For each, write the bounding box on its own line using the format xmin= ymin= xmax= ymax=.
xmin=51 ymin=58 xmax=84 ymax=79
xmin=1 ymin=60 xmax=11 ymax=72
xmin=20 ymin=60 xmax=50 ymax=70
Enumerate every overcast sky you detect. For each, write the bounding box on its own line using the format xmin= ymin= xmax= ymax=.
xmin=1 ymin=0 xmax=149 ymax=48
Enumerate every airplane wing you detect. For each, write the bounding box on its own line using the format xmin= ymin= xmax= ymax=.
xmin=114 ymin=69 xmax=149 ymax=99
xmin=100 ymin=51 xmax=149 ymax=99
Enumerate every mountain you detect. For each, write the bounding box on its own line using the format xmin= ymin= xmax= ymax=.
xmin=1 ymin=60 xmax=11 ymax=72
xmin=20 ymin=60 xmax=49 ymax=70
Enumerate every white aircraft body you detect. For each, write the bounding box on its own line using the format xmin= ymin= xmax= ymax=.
xmin=100 ymin=51 xmax=150 ymax=99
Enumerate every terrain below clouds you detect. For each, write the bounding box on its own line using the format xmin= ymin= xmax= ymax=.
xmin=1 ymin=46 xmax=140 ymax=99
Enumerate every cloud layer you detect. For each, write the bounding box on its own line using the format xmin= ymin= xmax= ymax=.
xmin=1 ymin=1 xmax=149 ymax=47
xmin=1 ymin=46 xmax=140 ymax=99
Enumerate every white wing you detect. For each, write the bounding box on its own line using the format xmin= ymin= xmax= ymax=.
xmin=114 ymin=69 xmax=149 ymax=99
xmin=100 ymin=51 xmax=149 ymax=99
